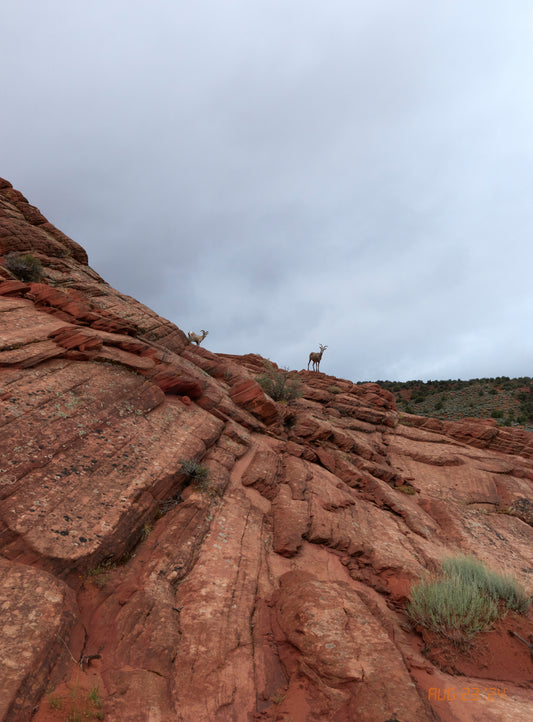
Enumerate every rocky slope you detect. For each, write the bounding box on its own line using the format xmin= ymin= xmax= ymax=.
xmin=0 ymin=178 xmax=532 ymax=721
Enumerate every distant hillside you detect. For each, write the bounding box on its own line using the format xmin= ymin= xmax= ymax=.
xmin=375 ymin=376 xmax=533 ymax=429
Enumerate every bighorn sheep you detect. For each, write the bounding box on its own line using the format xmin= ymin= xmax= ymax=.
xmin=187 ymin=329 xmax=209 ymax=346
xmin=308 ymin=344 xmax=328 ymax=372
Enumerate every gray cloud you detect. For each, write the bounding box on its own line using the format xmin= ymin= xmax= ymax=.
xmin=2 ymin=1 xmax=533 ymax=381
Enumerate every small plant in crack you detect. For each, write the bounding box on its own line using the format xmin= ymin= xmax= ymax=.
xmin=180 ymin=458 xmax=209 ymax=488
xmin=141 ymin=522 xmax=153 ymax=540
xmin=157 ymin=491 xmax=183 ymax=517
xmin=86 ymin=560 xmax=116 ymax=588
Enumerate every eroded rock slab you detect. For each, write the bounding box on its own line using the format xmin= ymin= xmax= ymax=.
xmin=273 ymin=570 xmax=430 ymax=721
xmin=0 ymin=560 xmax=80 ymax=722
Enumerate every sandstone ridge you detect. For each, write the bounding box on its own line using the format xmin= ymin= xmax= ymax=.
xmin=0 ymin=179 xmax=532 ymax=722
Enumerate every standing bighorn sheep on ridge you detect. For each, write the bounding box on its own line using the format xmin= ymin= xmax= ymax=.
xmin=187 ymin=329 xmax=209 ymax=346
xmin=308 ymin=344 xmax=328 ymax=371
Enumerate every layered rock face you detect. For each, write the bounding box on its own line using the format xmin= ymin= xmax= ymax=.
xmin=1 ymin=179 xmax=532 ymax=721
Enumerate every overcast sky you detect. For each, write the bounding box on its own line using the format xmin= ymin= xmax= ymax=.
xmin=2 ymin=1 xmax=533 ymax=382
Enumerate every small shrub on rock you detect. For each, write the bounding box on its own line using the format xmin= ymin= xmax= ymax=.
xmin=4 ymin=252 xmax=43 ymax=281
xmin=181 ymin=459 xmax=209 ymax=488
xmin=256 ymin=362 xmax=302 ymax=402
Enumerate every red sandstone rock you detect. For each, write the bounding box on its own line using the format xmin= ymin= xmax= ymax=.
xmin=229 ymin=377 xmax=278 ymax=424
xmin=142 ymin=364 xmax=203 ymax=396
xmin=48 ymin=326 xmax=103 ymax=352
xmin=241 ymin=445 xmax=281 ymax=499
xmin=272 ymin=485 xmax=308 ymax=556
xmin=273 ymin=570 xmax=429 ymax=721
xmin=1 ymin=179 xmax=533 ymax=722
xmin=0 ymin=560 xmax=81 ymax=721
xmin=0 ymin=279 xmax=31 ymax=295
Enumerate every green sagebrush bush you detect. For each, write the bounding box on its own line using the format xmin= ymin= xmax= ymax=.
xmin=407 ymin=555 xmax=530 ymax=642
xmin=4 ymin=252 xmax=43 ymax=281
xmin=256 ymin=362 xmax=302 ymax=402
xmin=441 ymin=555 xmax=530 ymax=614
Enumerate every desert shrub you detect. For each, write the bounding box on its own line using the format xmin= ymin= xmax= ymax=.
xmin=441 ymin=555 xmax=530 ymax=613
xmin=4 ymin=252 xmax=43 ymax=281
xmin=407 ymin=555 xmax=530 ymax=642
xmin=408 ymin=573 xmax=498 ymax=641
xmin=395 ymin=484 xmax=416 ymax=495
xmin=181 ymin=459 xmax=209 ymax=486
xmin=328 ymin=385 xmax=342 ymax=395
xmin=256 ymin=362 xmax=302 ymax=402
xmin=180 ymin=458 xmax=219 ymax=496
